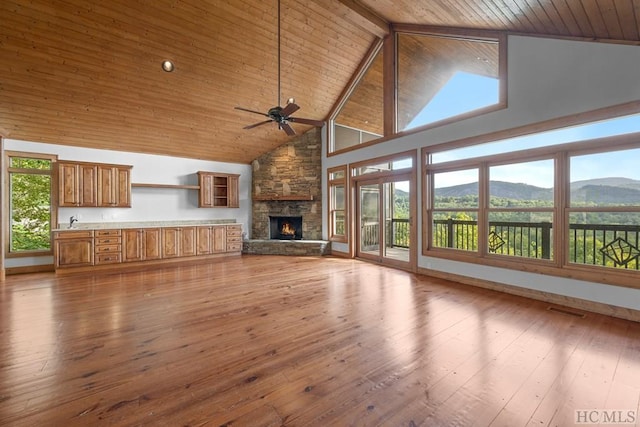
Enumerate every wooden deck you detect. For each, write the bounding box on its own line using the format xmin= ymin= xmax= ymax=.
xmin=1 ymin=255 xmax=639 ymax=426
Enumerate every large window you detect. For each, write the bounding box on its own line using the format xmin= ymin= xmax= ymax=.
xmin=431 ymin=168 xmax=479 ymax=252
xmin=568 ymin=147 xmax=640 ymax=270
xmin=488 ymin=158 xmax=555 ymax=260
xmin=331 ymin=44 xmax=384 ymax=153
xmin=6 ymin=152 xmax=56 ymax=255
xmin=424 ymin=117 xmax=640 ymax=287
xmin=329 ymin=28 xmax=506 ymax=155
xmin=328 ymin=166 xmax=348 ymax=242
xmin=397 ymin=32 xmax=503 ymax=132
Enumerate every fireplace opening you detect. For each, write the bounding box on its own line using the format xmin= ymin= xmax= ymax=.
xmin=269 ymin=216 xmax=303 ymax=240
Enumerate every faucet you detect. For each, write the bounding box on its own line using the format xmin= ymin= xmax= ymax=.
xmin=69 ymin=216 xmax=78 ymax=228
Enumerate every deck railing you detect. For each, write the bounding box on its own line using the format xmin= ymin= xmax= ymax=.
xmin=361 ymin=219 xmax=640 ymax=269
xmin=432 ymin=219 xmax=640 ymax=269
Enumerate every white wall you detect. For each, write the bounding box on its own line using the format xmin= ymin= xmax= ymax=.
xmin=4 ymin=139 xmax=252 ymax=268
xmin=322 ymin=35 xmax=640 ymax=311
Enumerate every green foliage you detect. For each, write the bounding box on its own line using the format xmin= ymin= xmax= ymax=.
xmin=430 ymin=194 xmax=639 ymax=270
xmin=10 ymin=168 xmax=52 ymax=252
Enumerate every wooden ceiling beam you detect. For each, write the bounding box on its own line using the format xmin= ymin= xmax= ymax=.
xmin=335 ymin=0 xmax=390 ymax=38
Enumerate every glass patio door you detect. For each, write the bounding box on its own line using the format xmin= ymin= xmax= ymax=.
xmin=357 ymin=175 xmax=412 ymax=267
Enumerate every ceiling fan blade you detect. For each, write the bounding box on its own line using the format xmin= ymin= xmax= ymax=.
xmin=235 ymin=106 xmax=268 ymax=117
xmin=280 ymin=123 xmax=296 ymax=136
xmin=243 ymin=120 xmax=273 ymax=130
xmin=288 ymin=117 xmax=325 ymax=127
xmin=280 ymin=102 xmax=300 ymax=117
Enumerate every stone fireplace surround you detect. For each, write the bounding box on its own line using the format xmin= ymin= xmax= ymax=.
xmin=245 ymin=127 xmax=329 ymax=255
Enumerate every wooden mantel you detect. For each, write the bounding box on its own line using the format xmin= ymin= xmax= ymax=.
xmin=253 ymin=195 xmax=314 ymax=201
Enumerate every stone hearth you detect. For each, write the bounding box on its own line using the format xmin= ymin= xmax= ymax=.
xmin=243 ymin=239 xmax=330 ymax=256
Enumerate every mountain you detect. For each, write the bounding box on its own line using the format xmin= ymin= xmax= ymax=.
xmin=435 ymin=181 xmax=553 ymax=200
xmin=435 ymin=178 xmax=640 ymax=204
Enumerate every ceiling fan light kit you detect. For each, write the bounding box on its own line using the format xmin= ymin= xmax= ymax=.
xmin=235 ymin=0 xmax=323 ymax=136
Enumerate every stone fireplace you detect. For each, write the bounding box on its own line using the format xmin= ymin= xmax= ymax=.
xmin=250 ymin=127 xmax=323 ymax=241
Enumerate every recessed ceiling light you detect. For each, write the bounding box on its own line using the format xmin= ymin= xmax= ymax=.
xmin=162 ymin=60 xmax=175 ymax=72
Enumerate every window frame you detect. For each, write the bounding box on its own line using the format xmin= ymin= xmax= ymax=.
xmin=4 ymin=151 xmax=57 ymax=258
xmin=328 ymin=165 xmax=348 ymax=243
xmin=394 ymin=27 xmax=507 ymax=135
xmin=327 ymin=26 xmax=507 ymax=157
xmin=423 ymin=130 xmax=640 ymax=289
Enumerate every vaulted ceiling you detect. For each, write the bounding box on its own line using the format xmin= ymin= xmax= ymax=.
xmin=1 ymin=1 xmax=639 ymax=164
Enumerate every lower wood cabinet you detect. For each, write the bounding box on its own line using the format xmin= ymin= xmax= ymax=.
xmin=162 ymin=227 xmax=197 ymax=258
xmin=54 ymin=230 xmax=94 ymax=268
xmin=122 ymin=228 xmax=161 ymax=262
xmin=54 ymin=224 xmax=242 ymax=271
xmin=181 ymin=227 xmax=197 ymax=257
xmin=196 ymin=225 xmax=227 ymax=255
xmin=226 ymin=225 xmax=243 ymax=252
xmin=94 ymin=229 xmax=122 ymax=264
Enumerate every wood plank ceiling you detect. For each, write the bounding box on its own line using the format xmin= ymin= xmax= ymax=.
xmin=1 ymin=0 xmax=639 ymax=164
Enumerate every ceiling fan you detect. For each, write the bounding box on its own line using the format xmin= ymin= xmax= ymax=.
xmin=234 ymin=0 xmax=324 ymax=136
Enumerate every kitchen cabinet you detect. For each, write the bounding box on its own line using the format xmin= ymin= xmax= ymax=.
xmin=226 ymin=224 xmax=243 ymax=252
xmin=97 ymin=165 xmax=131 ymax=207
xmin=54 ymin=230 xmax=94 ymax=268
xmin=198 ymin=172 xmax=240 ymax=208
xmin=196 ymin=225 xmax=227 ymax=255
xmin=181 ymin=226 xmax=197 ymax=257
xmin=56 ymin=160 xmax=131 ymax=208
xmin=94 ymin=229 xmax=122 ymax=264
xmin=57 ymin=162 xmax=97 ymax=207
xmin=162 ymin=227 xmax=197 ymax=258
xmin=122 ymin=228 xmax=161 ymax=262
xmin=54 ymin=224 xmax=242 ymax=272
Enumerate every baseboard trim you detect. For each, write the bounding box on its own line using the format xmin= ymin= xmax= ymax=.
xmin=6 ymin=264 xmax=55 ymax=275
xmin=330 ymin=249 xmax=350 ymax=258
xmin=417 ymin=267 xmax=640 ymax=323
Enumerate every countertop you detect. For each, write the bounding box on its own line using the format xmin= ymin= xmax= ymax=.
xmin=53 ymin=219 xmax=241 ymax=231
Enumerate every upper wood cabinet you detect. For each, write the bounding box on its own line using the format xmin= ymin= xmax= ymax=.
xmin=57 ymin=162 xmax=98 ymax=207
xmin=197 ymin=172 xmax=240 ymax=208
xmin=56 ymin=160 xmax=131 ymax=208
xmin=97 ymin=164 xmax=131 ymax=207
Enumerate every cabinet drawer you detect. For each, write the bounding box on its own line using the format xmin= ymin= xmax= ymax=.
xmin=96 ymin=229 xmax=121 ymax=237
xmin=96 ymin=236 xmax=122 ymax=245
xmin=95 ymin=244 xmax=121 ymax=253
xmin=54 ymin=230 xmax=94 ymax=239
xmin=226 ymin=243 xmax=242 ymax=252
xmin=226 ymin=226 xmax=242 ymax=236
xmin=95 ymin=253 xmax=122 ymax=264
xmin=226 ymin=236 xmax=242 ymax=243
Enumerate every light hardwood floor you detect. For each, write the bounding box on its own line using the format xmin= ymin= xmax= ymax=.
xmin=1 ymin=255 xmax=639 ymax=426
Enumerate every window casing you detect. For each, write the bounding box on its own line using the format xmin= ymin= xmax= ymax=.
xmin=328 ymin=166 xmax=348 ymax=242
xmin=328 ymin=27 xmax=506 ymax=156
xmin=5 ymin=152 xmax=56 ymax=256
xmin=424 ymin=129 xmax=640 ymax=288
xmin=397 ymin=32 xmax=503 ymax=133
